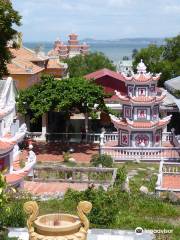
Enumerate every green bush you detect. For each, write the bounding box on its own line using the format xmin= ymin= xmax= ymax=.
xmin=63 ymin=188 xmax=119 ymax=228
xmin=114 ymin=166 xmax=127 ymax=186
xmin=90 ymin=154 xmax=113 ymax=168
xmin=0 ymin=201 xmax=26 ymax=228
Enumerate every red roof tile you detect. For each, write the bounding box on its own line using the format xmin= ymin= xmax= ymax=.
xmin=85 ymin=68 xmax=125 ymax=81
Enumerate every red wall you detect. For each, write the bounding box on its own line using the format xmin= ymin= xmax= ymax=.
xmin=95 ymin=76 xmax=126 ymax=95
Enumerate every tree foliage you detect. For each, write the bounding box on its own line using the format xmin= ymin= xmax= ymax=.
xmin=64 ymin=52 xmax=116 ymax=78
xmin=133 ymin=35 xmax=180 ymax=86
xmin=17 ymin=75 xmax=108 ymax=121
xmin=0 ymin=0 xmax=21 ymax=78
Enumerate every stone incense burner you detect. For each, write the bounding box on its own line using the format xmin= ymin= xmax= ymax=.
xmin=24 ymin=201 xmax=92 ymax=240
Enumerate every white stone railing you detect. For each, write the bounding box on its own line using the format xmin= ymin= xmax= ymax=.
xmin=13 ymin=150 xmax=36 ymax=174
xmin=162 ymin=162 xmax=180 ymax=174
xmin=101 ymin=146 xmax=180 ymax=161
xmin=27 ymin=131 xmax=177 ymax=147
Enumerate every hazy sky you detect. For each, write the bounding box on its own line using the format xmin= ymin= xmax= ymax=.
xmin=12 ymin=0 xmax=180 ymax=41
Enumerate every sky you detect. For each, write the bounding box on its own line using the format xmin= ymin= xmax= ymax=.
xmin=12 ymin=0 xmax=180 ymax=42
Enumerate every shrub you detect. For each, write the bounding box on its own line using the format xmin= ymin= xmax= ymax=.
xmin=0 ymin=201 xmax=26 ymax=228
xmin=114 ymin=166 xmax=127 ymax=186
xmin=90 ymin=154 xmax=113 ymax=168
xmin=63 ymin=188 xmax=119 ymax=228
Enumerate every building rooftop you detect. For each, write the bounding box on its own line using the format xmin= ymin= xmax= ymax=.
xmin=164 ymin=76 xmax=180 ymax=93
xmin=10 ymin=47 xmax=48 ymax=62
xmin=8 ymin=59 xmax=44 ymax=75
xmin=85 ymin=68 xmax=125 ymax=81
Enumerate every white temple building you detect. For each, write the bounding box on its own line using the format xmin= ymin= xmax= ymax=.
xmin=0 ymin=77 xmax=36 ymax=187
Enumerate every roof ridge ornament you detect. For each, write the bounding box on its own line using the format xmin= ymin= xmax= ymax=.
xmin=137 ymin=59 xmax=147 ymax=74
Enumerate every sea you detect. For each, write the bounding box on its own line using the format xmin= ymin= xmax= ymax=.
xmin=24 ymin=39 xmax=164 ymax=63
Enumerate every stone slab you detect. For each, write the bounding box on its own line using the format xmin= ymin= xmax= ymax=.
xmin=9 ymin=228 xmax=153 ymax=240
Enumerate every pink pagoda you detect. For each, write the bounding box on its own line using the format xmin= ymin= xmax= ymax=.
xmin=110 ymin=60 xmax=172 ymax=148
xmin=48 ymin=33 xmax=89 ymax=59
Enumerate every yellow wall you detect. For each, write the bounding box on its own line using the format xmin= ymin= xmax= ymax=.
xmin=11 ymin=73 xmax=41 ymax=90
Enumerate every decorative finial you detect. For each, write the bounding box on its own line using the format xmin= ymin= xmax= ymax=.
xmin=137 ymin=59 xmax=147 ymax=74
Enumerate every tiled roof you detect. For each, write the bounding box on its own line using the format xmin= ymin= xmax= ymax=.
xmin=10 ymin=47 xmax=47 ymax=62
xmin=8 ymin=59 xmax=44 ymax=75
xmin=85 ymin=68 xmax=125 ymax=81
xmin=116 ymin=93 xmax=166 ymax=104
xmin=8 ymin=47 xmax=45 ymax=75
xmin=123 ymin=73 xmax=160 ymax=83
xmin=110 ymin=116 xmax=171 ymax=130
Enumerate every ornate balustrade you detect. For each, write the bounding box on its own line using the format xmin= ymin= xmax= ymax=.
xmin=33 ymin=165 xmax=117 ymax=186
xmin=101 ymin=146 xmax=180 ymax=161
xmin=27 ymin=131 xmax=175 ymax=144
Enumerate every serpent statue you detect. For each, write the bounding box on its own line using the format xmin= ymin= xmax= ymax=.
xmin=24 ymin=201 xmax=92 ymax=240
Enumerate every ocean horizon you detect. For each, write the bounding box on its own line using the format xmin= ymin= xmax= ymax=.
xmin=24 ymin=39 xmax=163 ymax=62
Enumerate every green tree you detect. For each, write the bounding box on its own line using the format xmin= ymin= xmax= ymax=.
xmin=0 ymin=0 xmax=21 ymax=78
xmin=65 ymin=52 xmax=116 ymax=78
xmin=17 ymin=75 xmax=108 ymax=133
xmin=133 ymin=35 xmax=180 ymax=86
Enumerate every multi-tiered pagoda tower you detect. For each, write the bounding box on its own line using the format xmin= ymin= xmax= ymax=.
xmin=110 ymin=60 xmax=171 ymax=147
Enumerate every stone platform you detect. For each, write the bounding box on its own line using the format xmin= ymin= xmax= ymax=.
xmin=8 ymin=228 xmax=154 ymax=240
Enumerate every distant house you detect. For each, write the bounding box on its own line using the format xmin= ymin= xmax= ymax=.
xmin=7 ymin=46 xmax=67 ymax=89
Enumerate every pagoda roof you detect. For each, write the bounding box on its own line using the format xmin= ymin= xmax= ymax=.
xmin=110 ymin=115 xmax=172 ymax=130
xmin=115 ymin=90 xmax=166 ymax=105
xmin=122 ymin=60 xmax=161 ymax=84
xmin=122 ymin=72 xmax=161 ymax=84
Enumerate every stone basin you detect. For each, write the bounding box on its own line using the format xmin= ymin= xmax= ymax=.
xmin=34 ymin=213 xmax=81 ymax=236
xmin=24 ymin=201 xmax=92 ymax=240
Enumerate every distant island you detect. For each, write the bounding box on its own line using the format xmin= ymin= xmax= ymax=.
xmin=24 ymin=37 xmax=165 ymax=62
xmin=80 ymin=37 xmax=165 ymax=45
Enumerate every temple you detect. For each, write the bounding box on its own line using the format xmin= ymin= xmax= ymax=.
xmin=0 ymin=77 xmax=36 ymax=187
xmin=110 ymin=60 xmax=172 ymax=147
xmin=48 ymin=33 xmax=89 ymax=59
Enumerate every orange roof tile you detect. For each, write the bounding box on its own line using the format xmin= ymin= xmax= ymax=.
xmin=7 ymin=59 xmax=44 ymax=75
xmin=10 ymin=47 xmax=47 ymax=62
xmin=116 ymin=94 xmax=166 ymax=104
xmin=123 ymin=73 xmax=160 ymax=83
xmin=111 ymin=118 xmax=171 ymax=130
